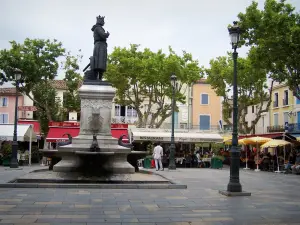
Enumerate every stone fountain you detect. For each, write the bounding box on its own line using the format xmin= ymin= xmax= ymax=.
xmin=42 ymin=15 xmax=139 ymax=175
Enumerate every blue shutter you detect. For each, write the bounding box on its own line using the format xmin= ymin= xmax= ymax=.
xmin=201 ymin=94 xmax=208 ymax=104
xmin=296 ymin=97 xmax=300 ymax=105
xmin=3 ymin=114 xmax=8 ymax=124
xmin=199 ymin=115 xmax=210 ymax=130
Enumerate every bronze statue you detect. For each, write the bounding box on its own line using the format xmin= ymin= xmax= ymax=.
xmin=83 ymin=15 xmax=110 ymax=83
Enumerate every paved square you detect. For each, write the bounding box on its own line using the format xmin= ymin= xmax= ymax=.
xmin=0 ymin=166 xmax=300 ymax=224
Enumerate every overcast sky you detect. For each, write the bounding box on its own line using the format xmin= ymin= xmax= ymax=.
xmin=1 ymin=0 xmax=299 ymax=79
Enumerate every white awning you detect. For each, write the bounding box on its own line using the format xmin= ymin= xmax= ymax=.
xmin=0 ymin=124 xmax=37 ymax=142
xmin=130 ymin=128 xmax=223 ymax=143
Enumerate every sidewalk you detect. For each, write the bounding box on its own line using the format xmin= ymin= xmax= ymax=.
xmin=0 ymin=164 xmax=46 ymax=183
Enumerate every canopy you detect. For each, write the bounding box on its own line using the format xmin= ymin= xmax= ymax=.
xmin=131 ymin=128 xmax=223 ymax=143
xmin=0 ymin=124 xmax=37 ymax=142
xmin=18 ymin=120 xmax=41 ymax=135
xmin=261 ymin=139 xmax=292 ymax=149
xmin=297 ymin=137 xmax=300 ymax=141
xmin=223 ymin=136 xmax=245 ymax=145
xmin=46 ymin=127 xmax=80 ymax=142
xmin=242 ymin=136 xmax=272 ymax=145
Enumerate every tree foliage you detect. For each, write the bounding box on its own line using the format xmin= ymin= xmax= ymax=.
xmin=0 ymin=38 xmax=82 ymax=135
xmin=237 ymin=0 xmax=300 ymax=99
xmin=62 ymin=53 xmax=82 ymax=117
xmin=206 ymin=53 xmax=273 ymax=134
xmin=0 ymin=38 xmax=65 ymax=134
xmin=105 ymin=44 xmax=202 ymax=128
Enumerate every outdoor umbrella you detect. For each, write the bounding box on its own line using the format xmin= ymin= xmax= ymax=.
xmin=261 ymin=139 xmax=292 ymax=173
xmin=242 ymin=137 xmax=272 ymax=172
xmin=223 ymin=137 xmax=245 ymax=145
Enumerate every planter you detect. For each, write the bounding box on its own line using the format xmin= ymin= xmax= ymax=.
xmin=2 ymin=158 xmax=11 ymax=167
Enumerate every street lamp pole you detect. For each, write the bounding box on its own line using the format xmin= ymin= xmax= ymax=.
xmin=10 ymin=69 xmax=22 ymax=168
xmin=168 ymin=73 xmax=177 ymax=170
xmin=227 ymin=21 xmax=242 ymax=192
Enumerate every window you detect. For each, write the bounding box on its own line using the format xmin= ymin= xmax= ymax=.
xmin=0 ymin=114 xmax=8 ymax=124
xmin=252 ymin=106 xmax=255 ymax=113
xmin=201 ymin=94 xmax=209 ymax=105
xmin=114 ymin=105 xmax=120 ymax=116
xmin=199 ymin=115 xmax=210 ymax=130
xmin=127 ymin=106 xmax=137 ymax=117
xmin=283 ymin=90 xmax=289 ymax=105
xmin=1 ymin=97 xmax=8 ymax=107
xmin=274 ymin=114 xmax=279 ymax=126
xmin=283 ymin=112 xmax=289 ymax=123
xmin=274 ymin=93 xmax=278 ymax=107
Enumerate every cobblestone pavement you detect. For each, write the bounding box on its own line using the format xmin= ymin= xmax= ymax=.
xmin=0 ymin=166 xmax=300 ymax=225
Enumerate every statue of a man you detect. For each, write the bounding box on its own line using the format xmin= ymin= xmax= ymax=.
xmin=90 ymin=15 xmax=110 ymax=81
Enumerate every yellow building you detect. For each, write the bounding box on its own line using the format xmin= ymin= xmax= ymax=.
xmin=192 ymin=79 xmax=222 ymax=130
xmin=269 ymin=83 xmax=295 ymax=130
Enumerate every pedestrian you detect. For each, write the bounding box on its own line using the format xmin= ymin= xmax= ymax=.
xmin=153 ymin=142 xmax=164 ymax=171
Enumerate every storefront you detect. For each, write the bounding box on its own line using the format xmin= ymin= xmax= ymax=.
xmin=130 ymin=128 xmax=223 ymax=143
xmin=46 ymin=122 xmax=129 ymax=144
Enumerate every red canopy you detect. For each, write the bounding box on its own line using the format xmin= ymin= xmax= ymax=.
xmin=111 ymin=129 xmax=129 ymax=143
xmin=18 ymin=120 xmax=40 ymax=135
xmin=46 ymin=127 xmax=80 ymax=142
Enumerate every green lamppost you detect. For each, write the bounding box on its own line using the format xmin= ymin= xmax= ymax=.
xmin=220 ymin=22 xmax=250 ymax=196
xmin=168 ymin=73 xmax=177 ymax=170
xmin=10 ymin=69 xmax=22 ymax=168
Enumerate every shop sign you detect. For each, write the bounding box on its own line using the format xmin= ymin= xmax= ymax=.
xmin=18 ymin=106 xmax=37 ymax=111
xmin=140 ymin=136 xmax=164 ymax=141
xmin=49 ymin=121 xmax=80 ymax=127
xmin=111 ymin=124 xmax=128 ymax=129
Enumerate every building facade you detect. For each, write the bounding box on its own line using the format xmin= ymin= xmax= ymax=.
xmin=192 ymin=79 xmax=222 ymax=131
xmin=268 ymin=83 xmax=295 ymax=132
xmin=0 ymin=87 xmax=24 ymax=124
xmin=244 ymin=102 xmax=270 ymax=134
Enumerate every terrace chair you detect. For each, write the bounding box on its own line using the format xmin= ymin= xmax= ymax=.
xmin=185 ymin=156 xmax=192 ymax=168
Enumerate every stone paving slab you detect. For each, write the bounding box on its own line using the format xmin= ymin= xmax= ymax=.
xmin=0 ymin=167 xmax=299 ymax=223
xmin=15 ymin=170 xmax=169 ymax=183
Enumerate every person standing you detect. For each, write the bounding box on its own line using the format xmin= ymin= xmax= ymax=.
xmin=153 ymin=143 xmax=163 ymax=171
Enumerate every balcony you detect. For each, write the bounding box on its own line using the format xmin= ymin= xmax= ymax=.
xmin=267 ymin=125 xmax=285 ymax=133
xmin=273 ymin=101 xmax=278 ymax=108
xmin=111 ymin=116 xmax=138 ymax=124
xmin=282 ymin=98 xmax=289 ymax=106
xmin=267 ymin=123 xmax=300 ymax=133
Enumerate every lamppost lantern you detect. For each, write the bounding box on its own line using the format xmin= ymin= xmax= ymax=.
xmin=14 ymin=68 xmax=22 ymax=81
xmin=228 ymin=21 xmax=241 ymax=49
xmin=170 ymin=74 xmax=177 ymax=88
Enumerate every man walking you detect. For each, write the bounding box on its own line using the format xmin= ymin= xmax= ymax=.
xmin=153 ymin=143 xmax=163 ymax=171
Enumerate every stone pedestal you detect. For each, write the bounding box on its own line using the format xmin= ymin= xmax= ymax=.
xmin=53 ymin=83 xmax=135 ymax=174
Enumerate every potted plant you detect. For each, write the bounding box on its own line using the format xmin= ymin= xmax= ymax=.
xmin=2 ymin=143 xmax=12 ymax=167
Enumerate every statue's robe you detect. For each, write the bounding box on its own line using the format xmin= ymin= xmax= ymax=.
xmin=91 ymin=24 xmax=109 ymax=72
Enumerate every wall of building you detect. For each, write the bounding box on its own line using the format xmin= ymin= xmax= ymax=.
xmin=0 ymin=95 xmax=24 ymax=124
xmin=270 ymin=84 xmax=295 ymax=126
xmin=192 ymin=80 xmax=222 ymax=130
xmin=245 ymin=102 xmax=270 ymax=134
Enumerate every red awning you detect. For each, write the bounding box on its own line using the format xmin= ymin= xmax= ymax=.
xmin=111 ymin=129 xmax=129 ymax=143
xmin=18 ymin=120 xmax=41 ymax=135
xmin=46 ymin=127 xmax=80 ymax=142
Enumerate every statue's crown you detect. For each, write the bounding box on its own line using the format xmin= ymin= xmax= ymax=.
xmin=96 ymin=15 xmax=105 ymax=21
